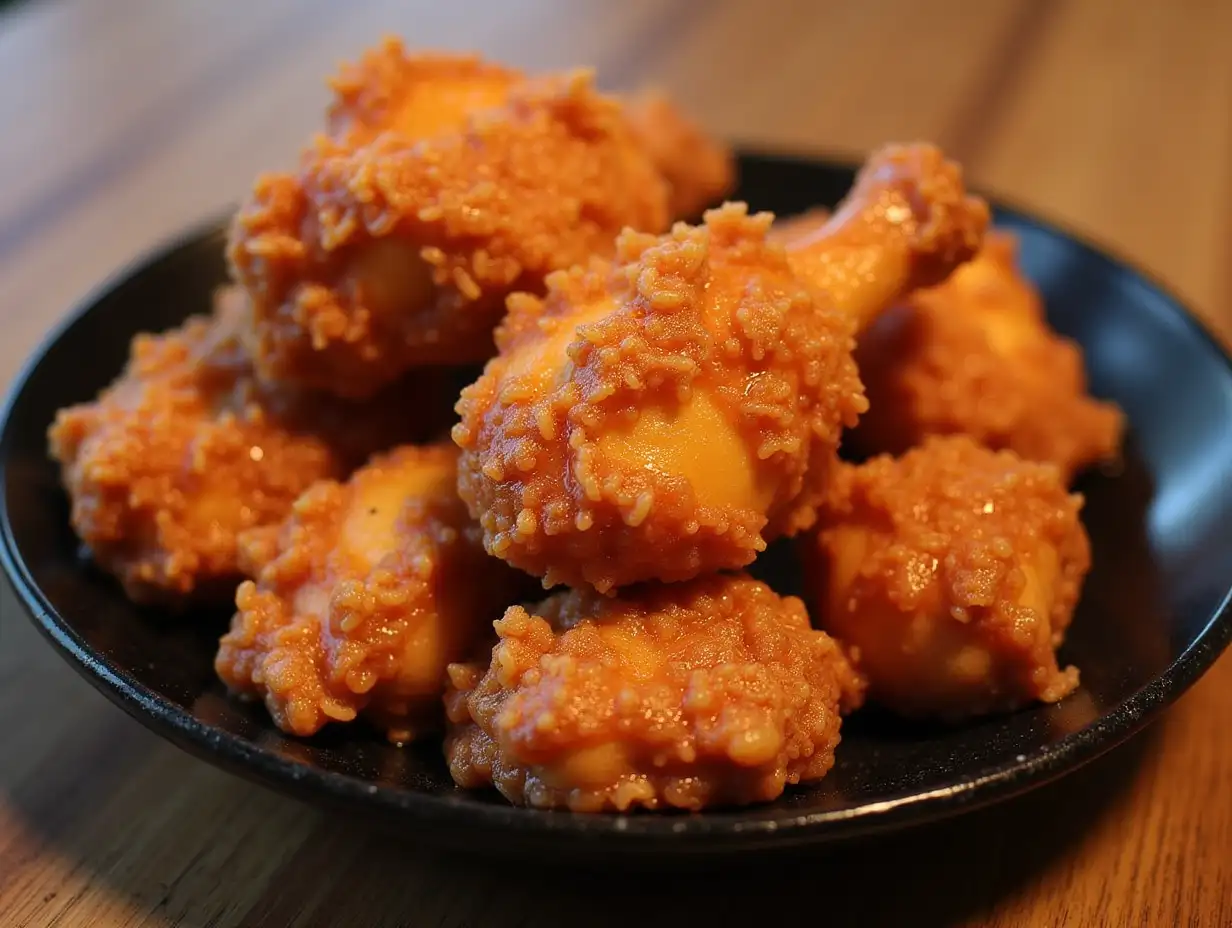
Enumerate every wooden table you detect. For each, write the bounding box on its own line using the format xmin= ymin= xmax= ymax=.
xmin=0 ymin=1 xmax=1229 ymax=925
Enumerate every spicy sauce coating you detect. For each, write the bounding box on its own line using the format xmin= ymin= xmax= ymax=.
xmin=807 ymin=435 xmax=1090 ymax=720
xmin=229 ymin=54 xmax=671 ymax=398
xmin=444 ymin=574 xmax=865 ymax=811
xmin=216 ymin=443 xmax=531 ymax=742
xmin=47 ymin=289 xmax=445 ymax=605
xmin=454 ymin=203 xmax=867 ymax=592
xmin=850 ymin=231 xmax=1124 ymax=480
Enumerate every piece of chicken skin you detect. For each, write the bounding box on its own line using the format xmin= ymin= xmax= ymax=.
xmin=324 ymin=39 xmax=521 ymax=148
xmin=850 ymin=231 xmax=1124 ymax=480
xmin=780 ymin=144 xmax=989 ymax=331
xmin=444 ymin=574 xmax=865 ymax=812
xmin=805 ymin=435 xmax=1089 ymax=721
xmin=768 ymin=208 xmax=830 ymax=244
xmin=454 ymin=144 xmax=988 ymax=593
xmin=326 ymin=39 xmax=730 ymax=222
xmin=216 ymin=443 xmax=532 ymax=742
xmin=229 ymin=48 xmax=671 ymax=398
xmin=47 ymin=288 xmax=449 ymax=605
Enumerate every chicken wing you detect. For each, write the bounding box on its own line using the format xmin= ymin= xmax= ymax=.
xmin=216 ymin=442 xmax=531 ymax=742
xmin=445 ymin=574 xmax=864 ymax=811
xmin=229 ymin=43 xmax=671 ymax=398
xmin=850 ymin=231 xmax=1124 ymax=479
xmin=779 ymin=144 xmax=989 ymax=330
xmin=48 ymin=288 xmax=448 ymax=605
xmin=806 ymin=435 xmax=1089 ymax=720
xmin=454 ymin=144 xmax=988 ymax=592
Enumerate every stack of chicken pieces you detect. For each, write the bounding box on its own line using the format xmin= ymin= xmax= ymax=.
xmin=50 ymin=38 xmax=1123 ymax=813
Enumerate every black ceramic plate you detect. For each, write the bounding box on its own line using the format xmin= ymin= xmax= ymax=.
xmin=3 ymin=153 xmax=1231 ymax=861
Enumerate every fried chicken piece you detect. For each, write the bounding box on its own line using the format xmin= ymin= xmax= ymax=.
xmin=780 ymin=144 xmax=989 ymax=331
xmin=806 ymin=435 xmax=1089 ymax=720
xmin=229 ymin=47 xmax=671 ymax=398
xmin=216 ymin=443 xmax=530 ymax=741
xmin=455 ymin=144 xmax=988 ymax=592
xmin=623 ymin=88 xmax=735 ymax=219
xmin=324 ymin=40 xmax=521 ymax=147
xmin=48 ymin=288 xmax=448 ymax=605
xmin=444 ymin=574 xmax=864 ymax=811
xmin=849 ymin=231 xmax=1124 ymax=480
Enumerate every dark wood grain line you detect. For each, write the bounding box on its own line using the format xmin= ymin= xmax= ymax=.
xmin=0 ymin=0 xmax=343 ymax=265
xmin=938 ymin=0 xmax=1064 ymax=167
xmin=234 ymin=821 xmax=357 ymax=928
xmin=0 ymin=717 xmax=153 ymax=900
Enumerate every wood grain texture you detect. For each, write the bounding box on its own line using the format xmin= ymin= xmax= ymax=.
xmin=0 ymin=0 xmax=1229 ymax=925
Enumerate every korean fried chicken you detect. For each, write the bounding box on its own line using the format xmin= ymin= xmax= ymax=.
xmin=807 ymin=435 xmax=1089 ymax=721
xmin=47 ymin=288 xmax=447 ymax=605
xmin=850 ymin=231 xmax=1124 ymax=479
xmin=324 ymin=41 xmax=520 ymax=147
xmin=454 ymin=144 xmax=988 ymax=593
xmin=445 ymin=574 xmax=865 ymax=811
xmin=779 ymin=144 xmax=990 ymax=330
xmin=229 ymin=46 xmax=672 ymax=399
xmin=623 ymin=89 xmax=735 ymax=219
xmin=216 ymin=443 xmax=530 ymax=742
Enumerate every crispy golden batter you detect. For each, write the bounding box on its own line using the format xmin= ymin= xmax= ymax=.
xmin=444 ymin=574 xmax=864 ymax=811
xmin=624 ymin=89 xmax=735 ymax=219
xmin=229 ymin=52 xmax=671 ymax=398
xmin=782 ymin=144 xmax=990 ymax=330
xmin=47 ymin=288 xmax=447 ymax=605
xmin=325 ymin=39 xmax=521 ymax=147
xmin=455 ymin=144 xmax=988 ymax=593
xmin=216 ymin=443 xmax=530 ymax=741
xmin=807 ymin=435 xmax=1089 ymax=720
xmin=454 ymin=203 xmax=866 ymax=592
xmin=850 ymin=231 xmax=1124 ymax=480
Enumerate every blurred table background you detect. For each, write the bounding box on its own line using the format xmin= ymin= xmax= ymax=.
xmin=0 ymin=1 xmax=1229 ymax=926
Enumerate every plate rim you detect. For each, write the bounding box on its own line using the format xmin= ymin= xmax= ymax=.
xmin=3 ymin=150 xmax=1231 ymax=855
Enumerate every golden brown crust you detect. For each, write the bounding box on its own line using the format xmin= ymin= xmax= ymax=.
xmin=807 ymin=435 xmax=1090 ymax=720
xmin=851 ymin=231 xmax=1125 ymax=479
xmin=444 ymin=574 xmax=864 ymax=811
xmin=624 ymin=88 xmax=735 ymax=218
xmin=47 ymin=288 xmax=449 ymax=605
xmin=325 ymin=38 xmax=521 ymax=146
xmin=453 ymin=203 xmax=867 ymax=592
xmin=215 ymin=443 xmax=532 ymax=741
xmin=229 ymin=61 xmax=671 ymax=397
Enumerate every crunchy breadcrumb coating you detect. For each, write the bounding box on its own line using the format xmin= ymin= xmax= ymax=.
xmin=624 ymin=88 xmax=735 ymax=218
xmin=783 ymin=143 xmax=990 ymax=330
xmin=444 ymin=574 xmax=865 ymax=811
xmin=229 ymin=55 xmax=671 ymax=398
xmin=47 ymin=287 xmax=449 ymax=605
xmin=216 ymin=443 xmax=531 ymax=741
xmin=327 ymin=42 xmax=733 ymax=221
xmin=325 ymin=39 xmax=521 ymax=147
xmin=851 ymin=231 xmax=1125 ymax=480
xmin=807 ymin=435 xmax=1090 ymax=720
xmin=454 ymin=202 xmax=867 ymax=593
xmin=455 ymin=145 xmax=988 ymax=592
